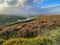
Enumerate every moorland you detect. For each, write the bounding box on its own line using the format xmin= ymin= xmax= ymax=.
xmin=0 ymin=15 xmax=60 ymax=45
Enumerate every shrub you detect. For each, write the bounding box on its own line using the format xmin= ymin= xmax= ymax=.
xmin=0 ymin=30 xmax=18 ymax=40
xmin=3 ymin=36 xmax=53 ymax=45
xmin=0 ymin=38 xmax=5 ymax=45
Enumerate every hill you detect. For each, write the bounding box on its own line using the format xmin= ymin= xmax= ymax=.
xmin=0 ymin=15 xmax=60 ymax=37
xmin=0 ymin=15 xmax=60 ymax=45
xmin=0 ymin=14 xmax=27 ymax=27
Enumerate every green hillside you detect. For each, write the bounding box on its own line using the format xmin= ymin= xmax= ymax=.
xmin=0 ymin=14 xmax=27 ymax=27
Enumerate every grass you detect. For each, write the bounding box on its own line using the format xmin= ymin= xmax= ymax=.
xmin=0 ymin=27 xmax=60 ymax=45
xmin=40 ymin=27 xmax=60 ymax=45
xmin=3 ymin=36 xmax=53 ymax=45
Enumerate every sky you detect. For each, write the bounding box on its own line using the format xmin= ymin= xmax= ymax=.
xmin=0 ymin=0 xmax=60 ymax=15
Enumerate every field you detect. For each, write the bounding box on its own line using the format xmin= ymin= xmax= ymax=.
xmin=0 ymin=15 xmax=60 ymax=45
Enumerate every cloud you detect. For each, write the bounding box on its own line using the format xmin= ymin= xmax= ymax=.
xmin=0 ymin=0 xmax=45 ymax=9
xmin=50 ymin=6 xmax=60 ymax=14
xmin=0 ymin=6 xmax=41 ymax=15
xmin=0 ymin=0 xmax=45 ymax=7
xmin=40 ymin=5 xmax=60 ymax=14
xmin=41 ymin=4 xmax=60 ymax=8
xmin=2 ymin=0 xmax=60 ymax=15
xmin=0 ymin=0 xmax=46 ymax=15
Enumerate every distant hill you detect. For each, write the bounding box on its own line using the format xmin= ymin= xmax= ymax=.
xmin=0 ymin=14 xmax=27 ymax=27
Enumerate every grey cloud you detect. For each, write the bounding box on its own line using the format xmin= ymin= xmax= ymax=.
xmin=0 ymin=0 xmax=48 ymax=15
xmin=6 ymin=0 xmax=18 ymax=5
xmin=0 ymin=0 xmax=44 ymax=6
